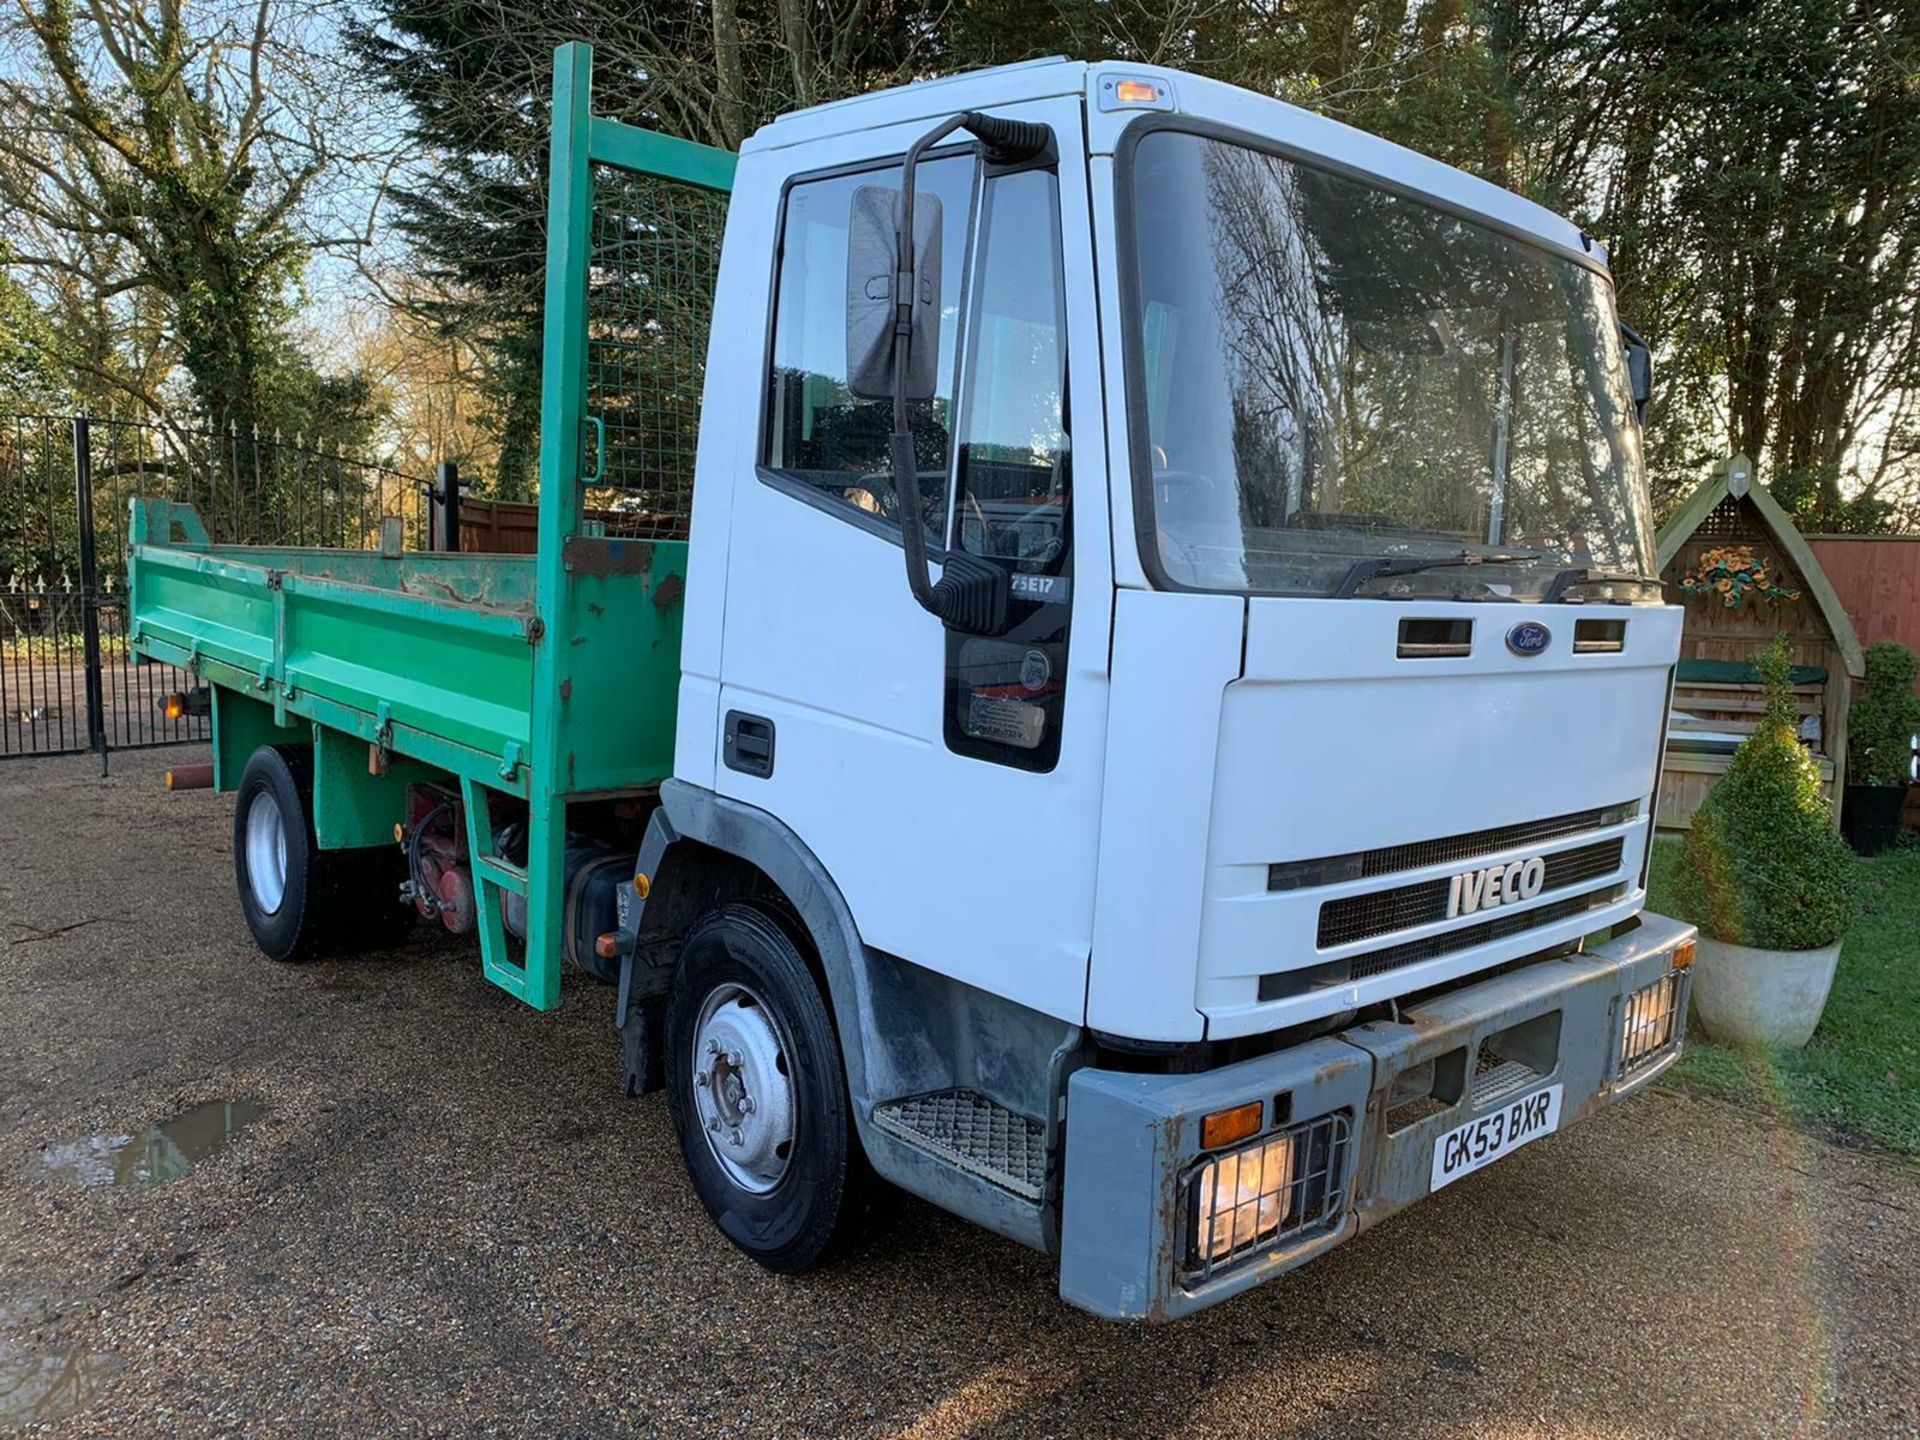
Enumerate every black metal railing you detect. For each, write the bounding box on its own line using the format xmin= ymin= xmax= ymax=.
xmin=1 ymin=412 xmax=435 ymax=764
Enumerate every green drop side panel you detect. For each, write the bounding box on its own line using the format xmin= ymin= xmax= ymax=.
xmin=128 ymin=536 xmax=542 ymax=788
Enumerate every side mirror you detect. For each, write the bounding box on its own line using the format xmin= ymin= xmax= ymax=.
xmin=846 ymin=186 xmax=943 ymax=401
xmin=1620 ymin=323 xmax=1653 ymax=425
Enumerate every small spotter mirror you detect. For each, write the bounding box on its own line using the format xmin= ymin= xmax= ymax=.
xmin=846 ymin=187 xmax=943 ymax=402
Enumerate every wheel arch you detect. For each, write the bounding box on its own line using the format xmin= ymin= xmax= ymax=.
xmin=624 ymin=780 xmax=878 ymax=1109
xmin=624 ymin=780 xmax=1063 ymax=1255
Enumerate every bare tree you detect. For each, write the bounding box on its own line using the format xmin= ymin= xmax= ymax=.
xmin=0 ymin=0 xmax=387 ymax=444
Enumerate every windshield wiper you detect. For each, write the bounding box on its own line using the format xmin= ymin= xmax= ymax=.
xmin=1333 ymin=552 xmax=1538 ymax=599
xmin=1542 ymin=568 xmax=1665 ymax=603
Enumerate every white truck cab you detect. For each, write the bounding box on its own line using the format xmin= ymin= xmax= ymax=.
xmin=620 ymin=55 xmax=1696 ymax=1320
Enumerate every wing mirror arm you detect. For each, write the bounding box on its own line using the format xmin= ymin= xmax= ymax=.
xmin=849 ymin=111 xmax=1051 ymax=636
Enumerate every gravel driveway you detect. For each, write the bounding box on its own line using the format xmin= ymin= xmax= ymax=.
xmin=2 ymin=750 xmax=1916 ymax=1438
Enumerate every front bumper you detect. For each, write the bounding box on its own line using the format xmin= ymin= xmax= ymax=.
xmin=1058 ymin=912 xmax=1695 ymax=1320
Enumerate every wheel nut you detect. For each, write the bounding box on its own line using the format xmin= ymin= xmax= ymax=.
xmin=738 ymin=1096 xmax=755 ymax=1115
xmin=706 ymin=1116 xmax=720 ymax=1132
xmin=726 ymin=1050 xmax=742 ymax=1068
xmin=694 ymin=1072 xmax=709 ymax=1088
xmin=705 ymin=1039 xmax=720 ymax=1057
xmin=728 ymin=1128 xmax=743 ymax=1147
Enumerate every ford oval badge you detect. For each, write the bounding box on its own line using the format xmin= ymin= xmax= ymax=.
xmin=1506 ymin=621 xmax=1552 ymax=656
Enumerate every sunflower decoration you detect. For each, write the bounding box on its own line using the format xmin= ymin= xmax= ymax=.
xmin=1679 ymin=545 xmax=1801 ymax=608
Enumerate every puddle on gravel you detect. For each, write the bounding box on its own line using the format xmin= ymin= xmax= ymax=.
xmin=38 ymin=1100 xmax=266 ymax=1188
xmin=0 ymin=1303 xmax=119 ymax=1430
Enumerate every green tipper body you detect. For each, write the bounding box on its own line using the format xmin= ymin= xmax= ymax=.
xmin=126 ymin=508 xmax=687 ymax=799
xmin=126 ymin=44 xmax=732 ymax=1010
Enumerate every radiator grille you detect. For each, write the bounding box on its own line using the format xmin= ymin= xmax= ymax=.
xmin=1348 ymin=887 xmax=1624 ymax=981
xmin=1317 ymin=838 xmax=1625 ymax=949
xmin=1257 ymin=886 xmax=1629 ymax=1001
xmin=1268 ymin=802 xmax=1636 ymax=892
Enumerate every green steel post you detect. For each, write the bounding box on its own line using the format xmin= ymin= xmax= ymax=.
xmin=499 ymin=39 xmax=597 ymax=1012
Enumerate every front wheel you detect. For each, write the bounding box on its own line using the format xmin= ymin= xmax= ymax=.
xmin=664 ymin=904 xmax=875 ymax=1273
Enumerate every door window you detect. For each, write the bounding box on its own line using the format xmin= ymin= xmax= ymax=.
xmin=763 ymin=155 xmax=975 ymax=541
xmin=944 ymin=167 xmax=1073 ymax=771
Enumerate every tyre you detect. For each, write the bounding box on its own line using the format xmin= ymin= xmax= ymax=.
xmin=664 ymin=903 xmax=875 ymax=1273
xmin=232 ymin=744 xmax=414 ymax=960
xmin=233 ymin=744 xmax=330 ymax=962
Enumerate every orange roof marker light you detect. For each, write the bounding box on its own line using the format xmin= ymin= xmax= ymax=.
xmin=1098 ymin=75 xmax=1173 ymax=112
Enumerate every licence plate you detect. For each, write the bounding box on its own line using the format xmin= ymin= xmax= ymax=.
xmin=1429 ymin=1083 xmax=1563 ymax=1191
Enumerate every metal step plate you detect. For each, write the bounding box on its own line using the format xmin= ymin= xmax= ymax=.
xmin=1469 ymin=1057 xmax=1544 ymax=1107
xmin=870 ymin=1090 xmax=1047 ymax=1202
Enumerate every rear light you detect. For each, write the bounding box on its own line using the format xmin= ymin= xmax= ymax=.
xmin=1619 ymin=971 xmax=1684 ymax=1076
xmin=158 ymin=687 xmax=210 ymax=720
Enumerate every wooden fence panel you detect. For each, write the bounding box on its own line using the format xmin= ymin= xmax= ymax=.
xmin=1807 ymin=536 xmax=1920 ymax=654
xmin=457 ymin=497 xmax=623 ymax=553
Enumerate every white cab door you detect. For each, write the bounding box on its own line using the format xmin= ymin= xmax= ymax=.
xmin=713 ymin=96 xmax=1111 ymax=1025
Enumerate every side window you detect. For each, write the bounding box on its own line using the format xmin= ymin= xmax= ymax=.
xmin=945 ymin=167 xmax=1073 ymax=772
xmin=763 ymin=155 xmax=975 ymax=540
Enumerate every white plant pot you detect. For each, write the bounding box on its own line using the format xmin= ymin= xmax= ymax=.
xmin=1690 ymin=936 xmax=1842 ymax=1050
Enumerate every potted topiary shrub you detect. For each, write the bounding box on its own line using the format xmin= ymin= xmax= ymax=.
xmin=1670 ymin=636 xmax=1857 ymax=1049
xmin=1843 ymin=641 xmax=1920 ymax=856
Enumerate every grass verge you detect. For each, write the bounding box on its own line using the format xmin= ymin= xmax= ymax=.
xmin=1648 ymin=837 xmax=1920 ymax=1155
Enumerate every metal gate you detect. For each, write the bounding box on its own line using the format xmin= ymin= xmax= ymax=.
xmin=1 ymin=413 xmax=430 ymax=764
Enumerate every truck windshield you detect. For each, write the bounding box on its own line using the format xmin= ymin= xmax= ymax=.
xmin=1124 ymin=129 xmax=1656 ymax=600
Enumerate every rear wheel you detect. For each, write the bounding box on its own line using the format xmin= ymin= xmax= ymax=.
xmin=232 ymin=745 xmax=414 ymax=960
xmin=233 ymin=745 xmax=328 ymax=961
xmin=664 ymin=903 xmax=875 ymax=1272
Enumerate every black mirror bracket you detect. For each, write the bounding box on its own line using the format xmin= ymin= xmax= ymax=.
xmin=1619 ymin=322 xmax=1653 ymax=427
xmin=886 ymin=110 xmax=1050 ymax=639
xmin=930 ymin=551 xmax=1012 ymax=634
xmin=886 ymin=434 xmax=1012 ymax=636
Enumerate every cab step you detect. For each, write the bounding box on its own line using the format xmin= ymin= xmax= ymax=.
xmin=870 ymin=1090 xmax=1047 ymax=1202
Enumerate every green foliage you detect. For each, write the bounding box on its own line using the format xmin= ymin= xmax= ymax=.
xmin=0 ymin=270 xmax=65 ymax=409
xmin=1848 ymin=642 xmax=1920 ymax=787
xmin=1672 ymin=636 xmax=1857 ymax=949
xmin=0 ymin=1 xmax=383 ymax=457
xmin=353 ymin=0 xmax=1528 ymax=498
xmin=1505 ymin=0 xmax=1920 ymax=528
xmin=351 ymin=0 xmax=1920 ymax=525
xmin=1652 ymin=839 xmax=1920 ymax=1154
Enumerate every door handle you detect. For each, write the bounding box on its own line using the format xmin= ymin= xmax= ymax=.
xmin=723 ymin=711 xmax=775 ymax=778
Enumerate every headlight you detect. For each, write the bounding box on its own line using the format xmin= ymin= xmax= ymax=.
xmin=1187 ymin=1113 xmax=1350 ymax=1280
xmin=1620 ymin=970 xmax=1683 ymax=1076
xmin=1195 ymin=1132 xmax=1297 ymax=1264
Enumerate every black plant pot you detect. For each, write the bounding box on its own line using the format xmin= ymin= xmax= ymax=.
xmin=1842 ymin=784 xmax=1909 ymax=856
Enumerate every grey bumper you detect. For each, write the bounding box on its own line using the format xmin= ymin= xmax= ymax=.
xmin=1059 ymin=913 xmax=1695 ymax=1320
